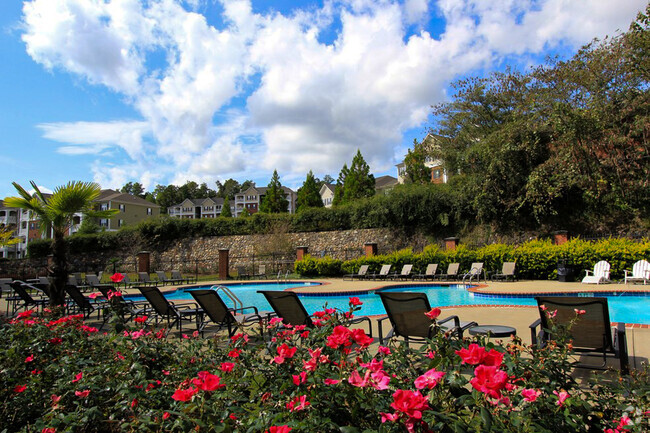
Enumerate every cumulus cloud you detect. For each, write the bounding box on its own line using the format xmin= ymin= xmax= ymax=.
xmin=20 ymin=0 xmax=647 ymax=190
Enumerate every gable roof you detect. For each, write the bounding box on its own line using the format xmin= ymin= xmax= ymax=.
xmin=375 ymin=175 xmax=398 ymax=190
xmin=96 ymin=189 xmax=160 ymax=207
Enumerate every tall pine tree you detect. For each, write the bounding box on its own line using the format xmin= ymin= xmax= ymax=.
xmin=343 ymin=150 xmax=375 ymax=202
xmin=259 ymin=170 xmax=289 ymax=213
xmin=332 ymin=164 xmax=348 ymax=206
xmin=220 ymin=196 xmax=232 ymax=217
xmin=296 ymin=170 xmax=324 ymax=212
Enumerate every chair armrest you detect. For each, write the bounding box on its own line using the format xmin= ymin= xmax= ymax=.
xmin=614 ymin=323 xmax=629 ymax=375
xmin=438 ymin=315 xmax=461 ymax=328
xmin=349 ymin=316 xmax=373 ymax=338
xmin=231 ymin=305 xmax=260 ymax=315
xmin=584 ymin=269 xmax=593 ymax=276
xmin=529 ymin=318 xmax=542 ymax=345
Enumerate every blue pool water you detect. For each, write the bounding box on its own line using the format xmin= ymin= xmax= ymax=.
xmin=127 ymin=282 xmax=650 ymax=324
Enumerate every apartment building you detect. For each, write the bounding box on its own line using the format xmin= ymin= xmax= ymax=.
xmin=234 ymin=186 xmax=297 ymax=217
xmin=0 ymin=201 xmax=21 ymax=258
xmin=167 ymin=197 xmax=231 ymax=219
xmin=396 ymin=133 xmax=448 ymax=184
xmin=92 ymin=189 xmax=161 ymax=231
xmin=319 ymin=184 xmax=335 ymax=208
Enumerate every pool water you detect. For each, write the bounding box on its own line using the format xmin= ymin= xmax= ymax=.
xmin=126 ymin=282 xmax=650 ymax=324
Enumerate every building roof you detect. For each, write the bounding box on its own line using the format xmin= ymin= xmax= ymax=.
xmin=170 ymin=197 xmax=225 ymax=208
xmin=241 ymin=186 xmax=295 ymax=195
xmin=375 ymin=175 xmax=398 ymax=190
xmin=96 ymin=189 xmax=160 ymax=207
xmin=319 ymin=183 xmax=335 ymax=194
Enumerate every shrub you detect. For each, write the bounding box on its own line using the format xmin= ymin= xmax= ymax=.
xmin=1 ymin=304 xmax=648 ymax=432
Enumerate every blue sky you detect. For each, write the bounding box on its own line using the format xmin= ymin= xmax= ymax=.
xmin=0 ymin=0 xmax=645 ymax=198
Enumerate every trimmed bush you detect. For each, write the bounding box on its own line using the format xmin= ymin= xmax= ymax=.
xmin=297 ymin=238 xmax=650 ymax=280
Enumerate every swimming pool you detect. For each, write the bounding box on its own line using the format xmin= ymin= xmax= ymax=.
xmin=126 ymin=282 xmax=650 ymax=324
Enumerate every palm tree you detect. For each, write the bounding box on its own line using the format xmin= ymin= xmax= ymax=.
xmin=4 ymin=181 xmax=119 ymax=306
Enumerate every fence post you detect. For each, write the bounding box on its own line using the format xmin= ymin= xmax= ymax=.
xmin=219 ymin=249 xmax=230 ymax=280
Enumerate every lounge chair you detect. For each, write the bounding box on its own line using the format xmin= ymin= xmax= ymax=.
xmin=137 ymin=286 xmax=202 ymax=337
xmin=171 ymin=270 xmax=197 ymax=284
xmin=68 ymin=275 xmax=90 ymax=292
xmin=94 ymin=285 xmax=150 ymax=329
xmin=624 ymin=260 xmax=650 ymax=285
xmin=371 ymin=264 xmax=392 ymax=280
xmin=64 ymin=284 xmax=106 ymax=319
xmin=343 ymin=264 xmax=370 ymax=281
xmin=377 ymin=291 xmax=477 ymax=346
xmin=8 ymin=281 xmax=50 ymax=314
xmin=491 ymin=262 xmax=517 ymax=281
xmin=235 ymin=266 xmax=251 ymax=280
xmin=137 ymin=272 xmax=157 ymax=286
xmin=258 ymin=290 xmax=372 ymax=336
xmin=437 ymin=263 xmax=460 ymax=281
xmin=0 ymin=278 xmax=13 ymax=300
xmin=581 ymin=260 xmax=611 ymax=284
xmin=253 ymin=264 xmax=268 ymax=279
xmin=388 ymin=264 xmax=413 ymax=281
xmin=154 ymin=271 xmax=183 ymax=286
xmin=413 ymin=264 xmax=438 ymax=281
xmin=85 ymin=274 xmax=102 ymax=287
xmin=190 ymin=289 xmax=265 ymax=337
xmin=529 ymin=296 xmax=629 ymax=374
xmin=462 ymin=262 xmax=484 ymax=284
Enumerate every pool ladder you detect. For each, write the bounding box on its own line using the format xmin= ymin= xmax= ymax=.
xmin=276 ymin=270 xmax=290 ymax=281
xmin=210 ymin=285 xmax=243 ymax=311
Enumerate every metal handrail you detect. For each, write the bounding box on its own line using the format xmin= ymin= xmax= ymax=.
xmin=210 ymin=284 xmax=242 ymax=311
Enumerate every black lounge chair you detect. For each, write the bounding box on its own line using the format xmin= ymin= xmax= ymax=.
xmin=377 ymin=291 xmax=477 ymax=346
xmin=64 ymin=284 xmax=106 ymax=319
xmin=189 ymin=289 xmax=265 ymax=337
xmin=137 ymin=272 xmax=157 ymax=286
xmin=171 ymin=270 xmax=197 ymax=284
xmin=234 ymin=266 xmax=251 ymax=280
xmin=155 ymin=271 xmax=183 ymax=286
xmin=437 ymin=263 xmax=460 ymax=281
xmin=343 ymin=264 xmax=370 ymax=281
xmin=387 ymin=264 xmax=414 ymax=281
xmin=258 ymin=290 xmax=373 ymax=337
xmin=85 ymin=274 xmax=103 ymax=287
xmin=414 ymin=264 xmax=438 ymax=280
xmin=530 ymin=296 xmax=629 ymax=374
xmin=94 ymin=285 xmax=150 ymax=329
xmin=8 ymin=281 xmax=50 ymax=315
xmin=491 ymin=262 xmax=517 ymax=281
xmin=137 ymin=286 xmax=202 ymax=337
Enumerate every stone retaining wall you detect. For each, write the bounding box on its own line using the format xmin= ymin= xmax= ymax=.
xmin=0 ymin=228 xmax=415 ymax=278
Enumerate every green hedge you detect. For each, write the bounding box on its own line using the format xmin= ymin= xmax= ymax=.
xmin=297 ymin=238 xmax=650 ymax=280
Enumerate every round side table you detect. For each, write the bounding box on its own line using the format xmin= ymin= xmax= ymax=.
xmin=468 ymin=325 xmax=517 ymax=338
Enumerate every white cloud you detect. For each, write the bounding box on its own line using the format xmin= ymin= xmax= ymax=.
xmin=21 ymin=0 xmax=647 ymax=190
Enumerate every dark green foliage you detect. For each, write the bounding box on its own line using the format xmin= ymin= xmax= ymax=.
xmin=296 ymin=170 xmax=324 ymax=212
xmin=332 ymin=164 xmax=348 ymax=207
xmin=220 ymin=196 xmax=232 ymax=218
xmin=431 ymin=9 xmax=650 ymax=231
xmin=120 ymin=181 xmax=145 ymax=198
xmin=300 ymin=238 xmax=650 ymax=280
xmin=403 ymin=138 xmax=431 ymax=184
xmin=259 ymin=170 xmax=289 ymax=214
xmin=342 ymin=150 xmax=375 ymax=204
xmin=26 ymin=239 xmax=51 ymax=258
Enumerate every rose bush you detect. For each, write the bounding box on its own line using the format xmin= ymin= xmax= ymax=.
xmin=1 ymin=301 xmax=648 ymax=432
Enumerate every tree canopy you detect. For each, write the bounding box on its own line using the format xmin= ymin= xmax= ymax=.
xmin=430 ymin=7 xmax=650 ymax=231
xmin=296 ymin=170 xmax=324 ymax=212
xmin=333 ymin=150 xmax=375 ymax=205
xmin=259 ymin=170 xmax=289 ymax=214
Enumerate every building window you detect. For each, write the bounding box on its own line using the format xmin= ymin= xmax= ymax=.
xmin=433 ymin=169 xmax=442 ymax=179
xmin=118 ymin=219 xmax=124 ymax=227
xmin=147 ymin=208 xmax=152 ymax=215
xmin=99 ymin=219 xmax=109 ymax=227
xmin=119 ymin=204 xmax=125 ymax=212
xmin=100 ymin=203 xmax=109 ymax=211
xmin=72 ymin=216 xmax=81 ymax=225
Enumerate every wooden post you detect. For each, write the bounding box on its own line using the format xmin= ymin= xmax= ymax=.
xmin=219 ymin=249 xmax=229 ymax=280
